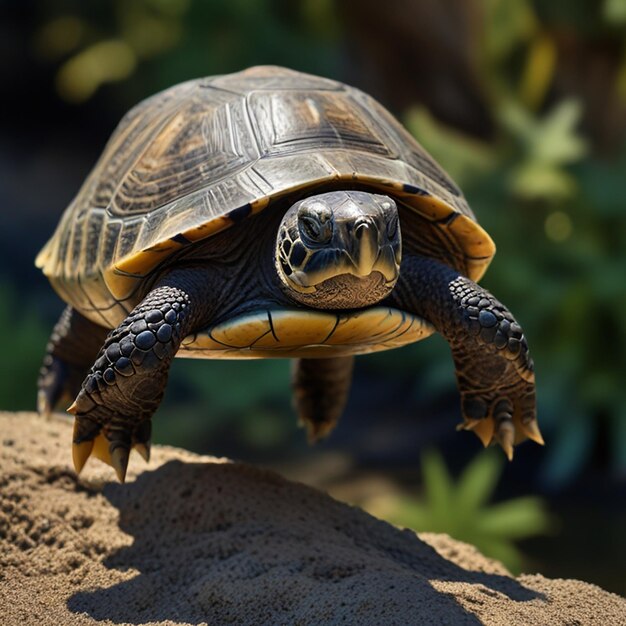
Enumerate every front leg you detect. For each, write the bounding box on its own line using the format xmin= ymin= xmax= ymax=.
xmin=70 ymin=269 xmax=213 ymax=481
xmin=389 ymin=254 xmax=542 ymax=458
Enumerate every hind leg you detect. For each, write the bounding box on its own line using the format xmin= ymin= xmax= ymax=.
xmin=38 ymin=306 xmax=109 ymax=417
xmin=292 ymin=356 xmax=354 ymax=442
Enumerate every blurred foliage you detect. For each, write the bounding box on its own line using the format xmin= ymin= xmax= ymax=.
xmin=370 ymin=450 xmax=553 ymax=573
xmin=155 ymin=358 xmax=294 ymax=454
xmin=0 ymin=279 xmax=49 ymax=411
xmin=33 ymin=0 xmax=341 ymax=104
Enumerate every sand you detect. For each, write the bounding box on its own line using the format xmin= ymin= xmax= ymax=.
xmin=1 ymin=411 xmax=624 ymax=626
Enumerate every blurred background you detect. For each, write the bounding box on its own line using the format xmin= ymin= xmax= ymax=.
xmin=1 ymin=0 xmax=624 ymax=593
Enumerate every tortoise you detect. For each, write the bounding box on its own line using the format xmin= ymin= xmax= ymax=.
xmin=36 ymin=66 xmax=541 ymax=482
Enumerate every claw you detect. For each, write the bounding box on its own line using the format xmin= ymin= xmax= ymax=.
xmin=521 ymin=419 xmax=545 ymax=445
xmin=89 ymin=430 xmax=132 ymax=482
xmin=110 ymin=445 xmax=130 ymax=483
xmin=67 ymin=400 xmax=78 ymax=415
xmin=469 ymin=418 xmax=495 ymax=447
xmin=134 ymin=442 xmax=151 ymax=463
xmin=90 ymin=432 xmax=112 ymax=465
xmin=496 ymin=419 xmax=515 ymax=461
xmin=457 ymin=419 xmax=481 ymax=432
xmin=301 ymin=419 xmax=336 ymax=444
xmin=133 ymin=420 xmax=152 ymax=463
xmin=71 ymin=417 xmax=101 ymax=474
xmin=72 ymin=439 xmax=94 ymax=474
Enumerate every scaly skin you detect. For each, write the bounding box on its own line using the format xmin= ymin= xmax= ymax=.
xmin=38 ymin=306 xmax=109 ymax=417
xmin=388 ymin=254 xmax=539 ymax=457
xmin=68 ymin=268 xmax=216 ymax=481
xmin=292 ymin=356 xmax=354 ymax=442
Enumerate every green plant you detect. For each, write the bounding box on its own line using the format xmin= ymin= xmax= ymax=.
xmin=0 ymin=280 xmax=50 ymax=411
xmin=376 ymin=450 xmax=553 ymax=574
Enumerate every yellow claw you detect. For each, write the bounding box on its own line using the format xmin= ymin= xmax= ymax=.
xmin=67 ymin=400 xmax=78 ymax=415
xmin=71 ymin=424 xmax=135 ymax=482
xmin=72 ymin=439 xmax=94 ymax=474
xmin=134 ymin=442 xmax=151 ymax=463
xmin=469 ymin=418 xmax=495 ymax=448
xmin=302 ymin=419 xmax=336 ymax=444
xmin=456 ymin=419 xmax=481 ymax=432
xmin=521 ymin=419 xmax=545 ymax=445
xmin=496 ymin=420 xmax=515 ymax=461
xmin=90 ymin=432 xmax=113 ymax=466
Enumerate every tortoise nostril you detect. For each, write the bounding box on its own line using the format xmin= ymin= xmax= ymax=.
xmin=355 ymin=218 xmax=373 ymax=239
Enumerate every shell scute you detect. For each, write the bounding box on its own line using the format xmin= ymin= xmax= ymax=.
xmin=37 ymin=65 xmax=495 ymax=329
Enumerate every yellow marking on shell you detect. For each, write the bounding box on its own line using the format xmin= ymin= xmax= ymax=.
xmin=179 ymin=214 xmax=236 ymax=243
xmin=447 ymin=214 xmax=495 ymax=282
xmin=209 ymin=314 xmax=276 ymax=349
xmin=47 ymin=168 xmax=494 ymax=306
xmin=114 ymin=242 xmax=181 ymax=276
xmin=177 ymin=307 xmax=434 ymax=359
xmin=107 ymin=204 xmax=273 ymax=299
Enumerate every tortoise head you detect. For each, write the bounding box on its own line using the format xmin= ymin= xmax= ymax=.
xmin=275 ymin=190 xmax=401 ymax=309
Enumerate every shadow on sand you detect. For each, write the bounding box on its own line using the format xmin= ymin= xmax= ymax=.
xmin=68 ymin=460 xmax=544 ymax=625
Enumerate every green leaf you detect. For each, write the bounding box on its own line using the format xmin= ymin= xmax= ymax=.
xmin=533 ymin=100 xmax=587 ymax=163
xmin=500 ymin=99 xmax=587 ymax=167
xmin=455 ymin=451 xmax=504 ymax=515
xmin=421 ymin=450 xmax=455 ymax=528
xmin=476 ymin=497 xmax=553 ymax=538
xmin=509 ymin=162 xmax=578 ymax=200
xmin=375 ymin=450 xmax=553 ymax=573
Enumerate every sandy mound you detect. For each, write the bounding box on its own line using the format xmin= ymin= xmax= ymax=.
xmin=0 ymin=412 xmax=624 ymax=625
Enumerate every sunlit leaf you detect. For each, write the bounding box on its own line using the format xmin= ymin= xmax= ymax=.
xmin=509 ymin=162 xmax=578 ymax=200
xmin=533 ymin=100 xmax=587 ymax=163
xmin=476 ymin=497 xmax=552 ymax=538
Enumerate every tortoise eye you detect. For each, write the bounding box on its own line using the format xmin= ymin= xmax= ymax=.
xmin=298 ymin=213 xmax=333 ymax=244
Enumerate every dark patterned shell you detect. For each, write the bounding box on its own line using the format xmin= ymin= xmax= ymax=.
xmin=37 ymin=66 xmax=494 ymax=328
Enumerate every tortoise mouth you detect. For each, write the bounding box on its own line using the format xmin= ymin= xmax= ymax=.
xmin=283 ymin=271 xmax=395 ymax=310
xmin=283 ymin=244 xmax=400 ymax=293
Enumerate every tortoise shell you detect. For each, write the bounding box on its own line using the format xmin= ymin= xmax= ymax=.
xmin=37 ymin=66 xmax=495 ymax=357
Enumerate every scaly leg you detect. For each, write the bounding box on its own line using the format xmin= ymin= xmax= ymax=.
xmin=69 ymin=268 xmax=214 ymax=481
xmin=292 ymin=356 xmax=354 ymax=442
xmin=38 ymin=306 xmax=109 ymax=417
xmin=388 ymin=254 xmax=541 ymax=458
